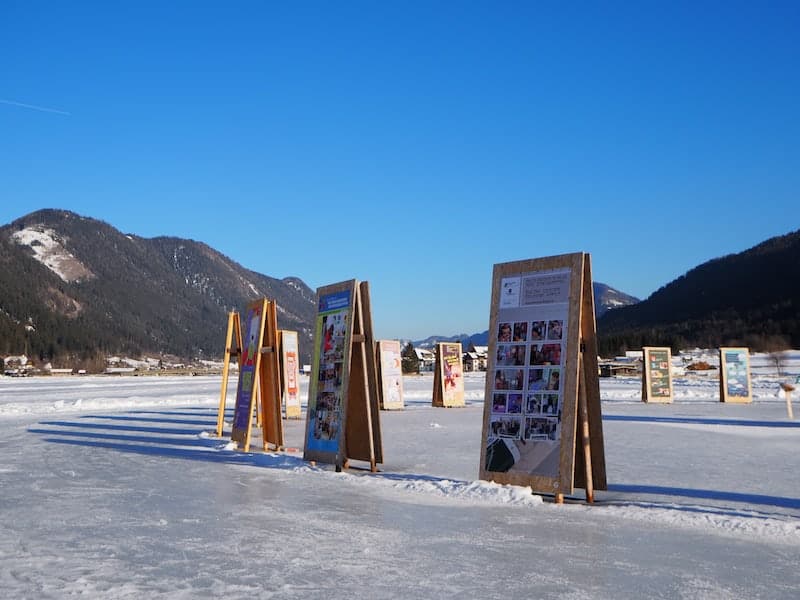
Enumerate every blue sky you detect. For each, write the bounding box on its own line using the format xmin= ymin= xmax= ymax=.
xmin=2 ymin=1 xmax=798 ymax=340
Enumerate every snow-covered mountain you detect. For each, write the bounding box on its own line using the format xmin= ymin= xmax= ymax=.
xmin=0 ymin=209 xmax=316 ymax=364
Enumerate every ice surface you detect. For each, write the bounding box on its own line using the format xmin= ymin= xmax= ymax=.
xmin=0 ymin=371 xmax=798 ymax=598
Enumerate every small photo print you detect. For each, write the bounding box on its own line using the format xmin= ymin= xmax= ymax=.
xmin=492 ymin=393 xmax=507 ymax=414
xmin=500 ymin=277 xmax=521 ymax=308
xmin=530 ymin=321 xmax=546 ymax=341
xmin=530 ymin=343 xmax=561 ymax=366
xmin=527 ymin=368 xmax=546 ymax=391
xmin=525 ymin=417 xmax=559 ymax=441
xmin=313 ymin=409 xmax=340 ymax=441
xmin=546 ymin=320 xmax=563 ymax=340
xmin=539 ymin=393 xmax=559 ymax=416
xmin=490 ymin=415 xmax=522 ymax=440
xmin=546 ymin=368 xmax=561 ymax=391
xmin=495 ymin=369 xmax=524 ymax=391
xmin=528 ymin=367 xmax=561 ymax=391
xmin=496 ymin=344 xmax=526 ymax=366
xmin=507 ymin=393 xmax=523 ymax=414
xmin=540 ymin=343 xmax=562 ymax=365
xmin=524 ymin=392 xmax=558 ymax=415
xmin=512 ymin=321 xmax=528 ymax=342
xmin=316 ymin=392 xmax=338 ymax=411
xmin=525 ymin=393 xmax=543 ymax=414
xmin=497 ymin=322 xmax=513 ymax=342
xmin=529 ymin=344 xmax=544 ymax=366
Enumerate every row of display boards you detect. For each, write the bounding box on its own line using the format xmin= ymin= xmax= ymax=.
xmin=642 ymin=346 xmax=755 ymax=404
xmin=215 ymin=252 xmax=612 ymax=502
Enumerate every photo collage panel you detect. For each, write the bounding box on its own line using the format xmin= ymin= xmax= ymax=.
xmin=490 ymin=318 xmax=565 ymax=441
xmin=311 ymin=311 xmax=348 ymax=443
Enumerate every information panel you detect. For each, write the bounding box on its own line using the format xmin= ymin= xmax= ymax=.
xmin=376 ymin=340 xmax=404 ymax=410
xmin=487 ymin=270 xmax=569 ymax=479
xmin=642 ymin=347 xmax=673 ymax=403
xmin=280 ymin=330 xmax=302 ymax=418
xmin=304 ymin=288 xmax=352 ymax=458
xmin=719 ymin=347 xmax=752 ymax=403
xmin=433 ymin=342 xmax=465 ymax=407
xmin=231 ymin=299 xmax=267 ymax=447
xmin=479 ymin=252 xmax=606 ymax=497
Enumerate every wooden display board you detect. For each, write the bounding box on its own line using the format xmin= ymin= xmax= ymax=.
xmin=642 ymin=347 xmax=674 ymax=403
xmin=278 ymin=330 xmax=303 ymax=418
xmin=215 ymin=311 xmax=242 ymax=437
xmin=303 ymin=280 xmax=383 ymax=471
xmin=479 ymin=253 xmax=606 ymax=501
xmin=719 ymin=347 xmax=752 ymax=403
xmin=376 ymin=339 xmax=405 ymax=410
xmin=230 ymin=298 xmax=284 ymax=452
xmin=432 ymin=342 xmax=465 ymax=407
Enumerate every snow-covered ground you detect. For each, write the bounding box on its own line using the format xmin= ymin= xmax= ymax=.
xmin=1 ymin=365 xmax=799 ymax=598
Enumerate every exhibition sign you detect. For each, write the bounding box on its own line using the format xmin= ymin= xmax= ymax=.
xmin=230 ymin=298 xmax=283 ymax=452
xmin=231 ymin=299 xmax=268 ymax=450
xmin=719 ymin=347 xmax=752 ymax=403
xmin=432 ymin=342 xmax=465 ymax=407
xmin=479 ymin=252 xmax=606 ymax=500
xmin=376 ymin=340 xmax=404 ymax=410
xmin=642 ymin=347 xmax=674 ymax=403
xmin=279 ymin=330 xmax=303 ymax=418
xmin=303 ymin=280 xmax=382 ymax=471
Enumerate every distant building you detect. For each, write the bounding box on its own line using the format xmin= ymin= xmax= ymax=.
xmin=3 ymin=355 xmax=29 ymax=377
xmin=414 ymin=348 xmax=436 ymax=372
xmin=598 ymin=360 xmax=641 ymax=377
xmin=465 ymin=344 xmax=488 ymax=371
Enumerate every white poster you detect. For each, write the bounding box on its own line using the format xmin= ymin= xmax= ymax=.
xmin=486 ymin=269 xmax=570 ymax=478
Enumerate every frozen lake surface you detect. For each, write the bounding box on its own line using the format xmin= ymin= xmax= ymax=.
xmin=1 ymin=370 xmax=799 ymax=598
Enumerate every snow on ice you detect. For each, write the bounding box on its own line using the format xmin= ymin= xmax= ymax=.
xmin=0 ymin=362 xmax=798 ymax=598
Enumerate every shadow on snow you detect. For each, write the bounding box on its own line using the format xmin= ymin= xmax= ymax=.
xmin=28 ymin=409 xmax=800 ymax=515
xmin=607 ymin=483 xmax=800 ymax=511
xmin=603 ymin=414 xmax=800 ymax=428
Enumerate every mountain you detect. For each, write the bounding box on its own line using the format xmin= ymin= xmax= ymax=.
xmin=593 ymin=282 xmax=640 ymax=317
xmin=0 ymin=209 xmax=316 ymax=367
xmin=597 ymin=229 xmax=800 ymax=355
xmin=412 ymin=282 xmax=639 ymax=349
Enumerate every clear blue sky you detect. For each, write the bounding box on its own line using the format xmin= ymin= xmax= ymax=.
xmin=2 ymin=1 xmax=798 ymax=340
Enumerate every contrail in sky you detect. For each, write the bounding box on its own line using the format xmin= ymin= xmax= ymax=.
xmin=0 ymin=98 xmax=71 ymax=116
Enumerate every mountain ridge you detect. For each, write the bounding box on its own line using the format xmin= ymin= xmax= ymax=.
xmin=0 ymin=209 xmax=316 ymax=366
xmin=597 ymin=228 xmax=800 ymax=354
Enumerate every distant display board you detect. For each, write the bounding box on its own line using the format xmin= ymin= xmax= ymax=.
xmin=377 ymin=340 xmax=404 ymax=410
xmin=719 ymin=347 xmax=752 ymax=403
xmin=642 ymin=347 xmax=673 ymax=403
xmin=433 ymin=342 xmax=464 ymax=407
xmin=280 ymin=330 xmax=302 ymax=418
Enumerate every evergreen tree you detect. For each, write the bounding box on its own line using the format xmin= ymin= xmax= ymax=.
xmin=401 ymin=342 xmax=420 ymax=374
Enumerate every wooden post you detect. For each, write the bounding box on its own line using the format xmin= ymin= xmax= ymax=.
xmin=578 ymin=351 xmax=594 ymax=504
xmin=216 ymin=312 xmax=241 ymax=437
xmin=781 ymin=383 xmax=795 ymax=419
xmin=344 ymin=283 xmax=380 ymax=472
xmin=258 ymin=298 xmax=284 ymax=451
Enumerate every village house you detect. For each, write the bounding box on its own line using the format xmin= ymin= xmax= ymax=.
xmin=414 ymin=347 xmax=436 ymax=372
xmin=463 ymin=343 xmax=488 ymax=372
